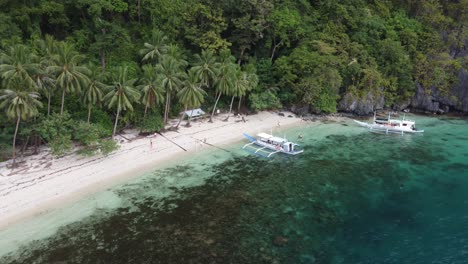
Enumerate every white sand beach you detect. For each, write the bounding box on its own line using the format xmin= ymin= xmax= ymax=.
xmin=0 ymin=111 xmax=303 ymax=230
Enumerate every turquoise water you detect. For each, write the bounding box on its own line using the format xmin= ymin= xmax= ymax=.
xmin=1 ymin=115 xmax=467 ymax=263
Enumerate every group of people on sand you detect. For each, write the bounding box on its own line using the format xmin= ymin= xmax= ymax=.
xmin=236 ymin=113 xmax=246 ymax=122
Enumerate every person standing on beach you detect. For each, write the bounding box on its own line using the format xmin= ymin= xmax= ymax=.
xmin=150 ymin=139 xmax=153 ymax=150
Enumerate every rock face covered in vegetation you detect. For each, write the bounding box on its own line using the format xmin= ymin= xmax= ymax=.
xmin=411 ymin=80 xmax=466 ymax=114
xmin=411 ymin=38 xmax=468 ymax=114
xmin=337 ymin=90 xmax=386 ymax=116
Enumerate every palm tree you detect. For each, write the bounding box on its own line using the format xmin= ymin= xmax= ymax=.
xmin=225 ymin=68 xmax=247 ymax=121
xmin=209 ymin=64 xmax=235 ymax=122
xmin=176 ymin=68 xmax=206 ymax=127
xmin=238 ymin=68 xmax=259 ymax=112
xmin=33 ymin=35 xmax=58 ymax=116
xmin=209 ymin=50 xmax=236 ymax=122
xmin=103 ymin=66 xmax=140 ymax=138
xmin=83 ymin=63 xmax=108 ymax=124
xmin=0 ymin=78 xmax=42 ymax=167
xmin=48 ymin=42 xmax=90 ymax=115
xmin=191 ymin=49 xmax=219 ymax=90
xmin=156 ymin=55 xmax=186 ymax=124
xmin=140 ymin=29 xmax=169 ymax=63
xmin=0 ymin=44 xmax=38 ymax=89
xmin=138 ymin=64 xmax=164 ymax=120
xmin=167 ymin=44 xmax=188 ymax=69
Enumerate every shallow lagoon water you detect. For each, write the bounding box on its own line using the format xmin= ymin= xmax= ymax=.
xmin=1 ymin=115 xmax=467 ymax=263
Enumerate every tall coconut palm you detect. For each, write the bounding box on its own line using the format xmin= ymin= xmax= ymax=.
xmin=167 ymin=44 xmax=188 ymax=69
xmin=209 ymin=50 xmax=236 ymax=122
xmin=33 ymin=35 xmax=58 ymax=116
xmin=0 ymin=44 xmax=38 ymax=89
xmin=104 ymin=66 xmax=140 ymax=138
xmin=238 ymin=68 xmax=259 ymax=111
xmin=0 ymin=78 xmax=42 ymax=167
xmin=83 ymin=63 xmax=108 ymax=124
xmin=156 ymin=55 xmax=186 ymax=124
xmin=225 ymin=68 xmax=248 ymax=121
xmin=138 ymin=64 xmax=164 ymax=120
xmin=176 ymin=68 xmax=206 ymax=127
xmin=140 ymin=29 xmax=169 ymax=63
xmin=209 ymin=64 xmax=235 ymax=122
xmin=48 ymin=42 xmax=90 ymax=115
xmin=191 ymin=49 xmax=219 ymax=90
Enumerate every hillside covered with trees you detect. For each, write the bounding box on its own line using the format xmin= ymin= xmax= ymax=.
xmin=1 ymin=0 xmax=467 ymax=163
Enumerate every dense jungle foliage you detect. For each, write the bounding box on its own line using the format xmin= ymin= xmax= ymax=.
xmin=0 ymin=0 xmax=467 ymax=163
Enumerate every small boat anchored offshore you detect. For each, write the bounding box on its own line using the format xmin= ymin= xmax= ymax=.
xmin=353 ymin=113 xmax=424 ymax=134
xmin=242 ymin=132 xmax=304 ymax=157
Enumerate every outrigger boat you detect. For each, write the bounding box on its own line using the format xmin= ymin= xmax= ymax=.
xmin=242 ymin=132 xmax=304 ymax=157
xmin=353 ymin=113 xmax=424 ymax=134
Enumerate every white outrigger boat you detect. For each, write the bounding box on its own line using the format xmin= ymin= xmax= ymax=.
xmin=242 ymin=132 xmax=304 ymax=157
xmin=353 ymin=113 xmax=424 ymax=134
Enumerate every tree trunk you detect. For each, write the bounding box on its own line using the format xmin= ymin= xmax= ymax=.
xmin=270 ymin=38 xmax=282 ymax=62
xmin=60 ymin=88 xmax=66 ymax=115
xmin=100 ymin=28 xmax=107 ymax=69
xmin=100 ymin=49 xmax=106 ymax=69
xmin=237 ymin=48 xmax=245 ymax=65
xmin=112 ymin=107 xmax=121 ymax=138
xmin=176 ymin=105 xmax=187 ymax=128
xmin=186 ymin=109 xmax=194 ymax=126
xmin=20 ymin=135 xmax=30 ymax=159
xmin=87 ymin=104 xmax=92 ymax=124
xmin=164 ymin=93 xmax=170 ymax=124
xmin=237 ymin=95 xmax=243 ymax=112
xmin=225 ymin=96 xmax=235 ymax=121
xmin=167 ymin=96 xmax=171 ymax=123
xmin=12 ymin=116 xmax=20 ymax=167
xmin=47 ymin=93 xmax=51 ymax=116
xmin=137 ymin=0 xmax=141 ymax=23
xmin=140 ymin=104 xmax=148 ymax=133
xmin=210 ymin=93 xmax=222 ymax=122
xmin=33 ymin=135 xmax=39 ymax=155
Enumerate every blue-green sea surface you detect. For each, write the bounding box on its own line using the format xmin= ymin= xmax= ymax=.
xmin=0 ymin=115 xmax=467 ymax=264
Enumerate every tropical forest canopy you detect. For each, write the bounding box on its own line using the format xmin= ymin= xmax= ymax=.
xmin=0 ymin=0 xmax=467 ymax=161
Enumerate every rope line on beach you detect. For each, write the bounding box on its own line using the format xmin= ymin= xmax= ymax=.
xmin=203 ymin=141 xmax=231 ymax=153
xmin=156 ymin=132 xmax=187 ymax=152
xmin=191 ymin=136 xmax=231 ymax=153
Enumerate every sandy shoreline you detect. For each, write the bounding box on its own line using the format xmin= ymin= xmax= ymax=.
xmin=0 ymin=111 xmax=303 ymax=230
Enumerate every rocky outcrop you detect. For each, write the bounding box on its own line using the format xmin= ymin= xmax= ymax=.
xmin=290 ymin=104 xmax=310 ymax=116
xmin=411 ymin=69 xmax=468 ymax=113
xmin=411 ymin=36 xmax=468 ymax=114
xmin=454 ymin=69 xmax=468 ymax=112
xmin=337 ymin=90 xmax=385 ymax=115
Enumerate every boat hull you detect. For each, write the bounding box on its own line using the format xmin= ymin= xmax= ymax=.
xmin=242 ymin=133 xmax=304 ymax=157
xmin=353 ymin=120 xmax=424 ymax=134
xmin=251 ymin=141 xmax=303 ymax=155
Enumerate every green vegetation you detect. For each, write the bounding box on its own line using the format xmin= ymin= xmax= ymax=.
xmin=0 ymin=0 xmax=467 ymax=163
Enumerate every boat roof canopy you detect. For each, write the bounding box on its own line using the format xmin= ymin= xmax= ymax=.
xmin=257 ymin=133 xmax=287 ymax=143
xmin=183 ymin=108 xmax=205 ymax=118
